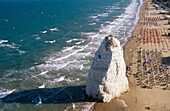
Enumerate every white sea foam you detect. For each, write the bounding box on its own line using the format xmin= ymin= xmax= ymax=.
xmin=50 ymin=27 xmax=59 ymax=32
xmin=17 ymin=49 xmax=25 ymax=55
xmin=93 ymin=0 xmax=141 ymax=46
xmin=0 ymin=89 xmax=16 ymax=99
xmin=105 ymin=21 xmax=110 ymax=24
xmin=65 ymin=78 xmax=80 ymax=83
xmin=54 ymin=45 xmax=88 ymax=61
xmin=41 ymin=30 xmax=47 ymax=34
xmin=34 ymin=43 xmax=90 ymax=71
xmin=80 ymin=64 xmax=83 ymax=70
xmin=89 ymin=15 xmax=98 ymax=19
xmin=53 ymin=76 xmax=65 ymax=83
xmin=72 ymin=38 xmax=79 ymax=41
xmin=45 ymin=40 xmax=56 ymax=44
xmin=66 ymin=38 xmax=79 ymax=43
xmin=98 ymin=13 xmax=108 ymax=17
xmin=38 ymin=84 xmax=45 ymax=88
xmin=62 ymin=46 xmax=75 ymax=52
xmin=94 ymin=19 xmax=99 ymax=22
xmin=64 ymin=62 xmax=85 ymax=70
xmin=66 ymin=40 xmax=72 ymax=43
xmin=81 ymin=32 xmax=96 ymax=36
xmin=0 ymin=41 xmax=26 ymax=55
xmin=75 ymin=42 xmax=82 ymax=45
xmin=75 ymin=39 xmax=85 ymax=45
xmin=0 ymin=44 xmax=17 ymax=49
xmin=88 ymin=23 xmax=96 ymax=25
xmin=74 ymin=40 xmax=85 ymax=45
xmin=38 ymin=71 xmax=48 ymax=76
xmin=0 ymin=40 xmax=8 ymax=44
xmin=36 ymin=37 xmax=41 ymax=40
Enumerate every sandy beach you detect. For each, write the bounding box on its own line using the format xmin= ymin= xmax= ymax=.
xmin=93 ymin=0 xmax=170 ymax=110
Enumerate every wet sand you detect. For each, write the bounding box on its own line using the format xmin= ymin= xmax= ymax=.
xmin=93 ymin=0 xmax=170 ymax=110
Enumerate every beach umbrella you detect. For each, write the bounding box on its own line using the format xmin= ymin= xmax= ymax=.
xmin=149 ymin=59 xmax=152 ymax=61
xmin=165 ymin=65 xmax=168 ymax=67
xmin=151 ymin=70 xmax=154 ymax=72
xmin=166 ymin=68 xmax=169 ymax=70
xmin=126 ymin=74 xmax=130 ymax=77
xmin=144 ymin=62 xmax=147 ymax=64
xmin=160 ymin=65 xmax=163 ymax=67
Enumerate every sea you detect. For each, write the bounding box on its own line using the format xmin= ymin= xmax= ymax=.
xmin=0 ymin=0 xmax=142 ymax=110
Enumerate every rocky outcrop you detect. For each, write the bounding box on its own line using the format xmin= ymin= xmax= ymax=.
xmin=86 ymin=35 xmax=129 ymax=102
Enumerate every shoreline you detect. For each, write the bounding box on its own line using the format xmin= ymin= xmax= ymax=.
xmin=93 ymin=0 xmax=170 ymax=110
xmin=122 ymin=0 xmax=144 ymax=48
xmin=93 ymin=0 xmax=145 ymax=109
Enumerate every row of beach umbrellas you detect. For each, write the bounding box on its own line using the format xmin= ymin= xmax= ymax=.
xmin=135 ymin=48 xmax=169 ymax=89
xmin=139 ymin=28 xmax=169 ymax=48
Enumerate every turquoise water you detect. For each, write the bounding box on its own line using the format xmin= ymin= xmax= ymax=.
xmin=0 ymin=0 xmax=142 ymax=110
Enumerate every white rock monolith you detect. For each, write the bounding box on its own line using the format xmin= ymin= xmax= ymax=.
xmin=86 ymin=35 xmax=129 ymax=102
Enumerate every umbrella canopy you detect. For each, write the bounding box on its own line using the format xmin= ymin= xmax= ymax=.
xmin=126 ymin=74 xmax=129 ymax=76
xmin=151 ymin=70 xmax=154 ymax=72
xmin=160 ymin=65 xmax=163 ymax=67
xmin=165 ymin=65 xmax=168 ymax=67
